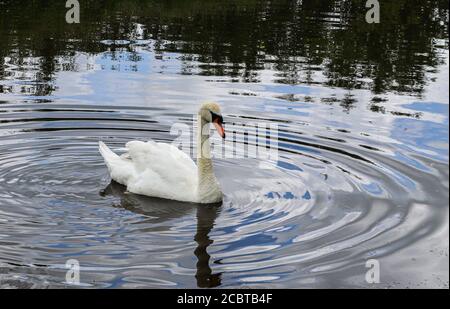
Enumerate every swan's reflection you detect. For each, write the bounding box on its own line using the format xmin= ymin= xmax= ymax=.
xmin=194 ymin=204 xmax=222 ymax=287
xmin=101 ymin=181 xmax=222 ymax=288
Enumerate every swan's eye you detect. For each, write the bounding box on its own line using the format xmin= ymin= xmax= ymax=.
xmin=210 ymin=112 xmax=224 ymax=124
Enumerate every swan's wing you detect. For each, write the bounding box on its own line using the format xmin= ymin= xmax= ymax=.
xmin=124 ymin=141 xmax=198 ymax=201
xmin=125 ymin=140 xmax=197 ymax=180
xmin=99 ymin=141 xmax=134 ymax=186
xmin=100 ymin=140 xmax=198 ymax=202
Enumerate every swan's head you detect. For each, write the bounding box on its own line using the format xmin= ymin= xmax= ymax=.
xmin=199 ymin=102 xmax=225 ymax=139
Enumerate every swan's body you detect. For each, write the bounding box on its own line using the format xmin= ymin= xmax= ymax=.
xmin=99 ymin=102 xmax=225 ymax=204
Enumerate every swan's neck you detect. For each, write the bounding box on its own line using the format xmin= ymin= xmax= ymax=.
xmin=197 ymin=114 xmax=214 ymax=178
xmin=197 ymin=115 xmax=212 ymax=161
xmin=197 ymin=114 xmax=222 ymax=203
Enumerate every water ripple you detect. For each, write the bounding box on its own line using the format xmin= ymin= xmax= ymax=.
xmin=0 ymin=101 xmax=447 ymax=288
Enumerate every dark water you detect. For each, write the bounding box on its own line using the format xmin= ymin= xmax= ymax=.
xmin=0 ymin=0 xmax=448 ymax=288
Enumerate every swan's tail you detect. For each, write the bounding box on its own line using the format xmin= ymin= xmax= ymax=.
xmin=99 ymin=141 xmax=119 ymax=164
xmin=99 ymin=141 xmax=132 ymax=186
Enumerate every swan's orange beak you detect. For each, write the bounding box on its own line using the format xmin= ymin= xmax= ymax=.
xmin=213 ymin=119 xmax=226 ymax=139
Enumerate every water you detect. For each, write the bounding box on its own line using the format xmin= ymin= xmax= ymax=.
xmin=0 ymin=0 xmax=448 ymax=288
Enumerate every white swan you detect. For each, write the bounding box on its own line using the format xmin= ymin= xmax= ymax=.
xmin=99 ymin=102 xmax=226 ymax=204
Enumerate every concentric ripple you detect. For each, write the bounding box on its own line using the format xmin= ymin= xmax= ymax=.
xmin=0 ymin=101 xmax=448 ymax=288
xmin=0 ymin=0 xmax=448 ymax=289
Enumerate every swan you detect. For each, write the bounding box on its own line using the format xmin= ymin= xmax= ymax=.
xmin=99 ymin=102 xmax=226 ymax=204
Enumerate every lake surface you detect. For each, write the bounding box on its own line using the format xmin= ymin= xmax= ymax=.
xmin=0 ymin=0 xmax=448 ymax=288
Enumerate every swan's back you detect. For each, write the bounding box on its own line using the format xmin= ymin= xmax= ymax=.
xmin=99 ymin=141 xmax=198 ymax=203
